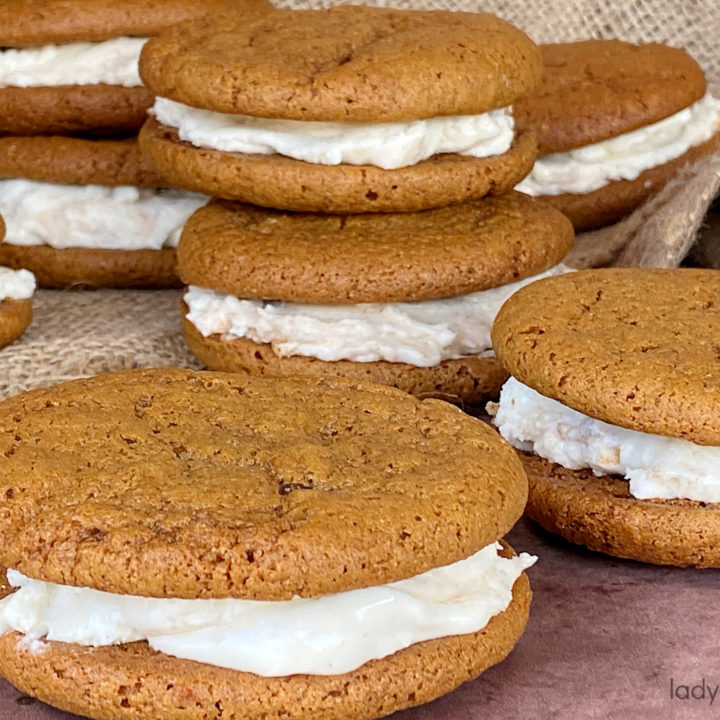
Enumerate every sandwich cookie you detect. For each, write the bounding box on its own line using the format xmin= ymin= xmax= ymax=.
xmin=0 ymin=368 xmax=534 ymax=719
xmin=0 ymin=215 xmax=35 ymax=348
xmin=179 ymin=193 xmax=574 ymax=404
xmin=514 ymin=41 xmax=720 ymax=230
xmin=0 ymin=0 xmax=271 ymax=135
xmin=139 ymin=7 xmax=541 ymax=213
xmin=0 ymin=135 xmax=208 ymax=288
xmin=490 ymin=268 xmax=720 ymax=566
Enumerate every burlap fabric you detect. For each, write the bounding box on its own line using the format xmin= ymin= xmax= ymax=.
xmin=0 ymin=0 xmax=718 ymax=399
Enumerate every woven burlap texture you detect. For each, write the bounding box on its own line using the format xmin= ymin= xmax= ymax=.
xmin=0 ymin=0 xmax=718 ymax=400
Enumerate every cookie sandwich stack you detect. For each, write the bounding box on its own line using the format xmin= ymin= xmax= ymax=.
xmin=490 ymin=268 xmax=720 ymax=566
xmin=139 ymin=6 xmax=575 ymax=404
xmin=515 ymin=40 xmax=720 ymax=230
xmin=0 ymin=214 xmax=35 ymax=349
xmin=0 ymin=0 xmax=270 ymax=288
xmin=0 ymin=368 xmax=535 ymax=719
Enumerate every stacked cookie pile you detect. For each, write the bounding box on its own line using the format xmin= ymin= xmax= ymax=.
xmin=0 ymin=0 xmax=269 ymax=288
xmin=139 ymin=6 xmax=575 ymax=404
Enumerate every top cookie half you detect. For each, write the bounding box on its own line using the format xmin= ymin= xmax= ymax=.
xmin=0 ymin=368 xmax=527 ymax=600
xmin=514 ymin=40 xmax=707 ymax=154
xmin=140 ymin=6 xmax=541 ymax=122
xmin=492 ymin=269 xmax=720 ymax=446
xmin=0 ymin=0 xmax=272 ymax=46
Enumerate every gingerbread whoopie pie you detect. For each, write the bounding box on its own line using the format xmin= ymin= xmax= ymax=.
xmin=139 ymin=6 xmax=541 ymax=213
xmin=490 ymin=268 xmax=720 ymax=566
xmin=0 ymin=0 xmax=271 ymax=136
xmin=515 ymin=41 xmax=720 ymax=230
xmin=0 ymin=214 xmax=34 ymax=348
xmin=0 ymin=368 xmax=534 ymax=720
xmin=178 ymin=192 xmax=574 ymax=405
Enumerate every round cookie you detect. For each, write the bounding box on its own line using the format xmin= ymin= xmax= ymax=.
xmin=538 ymin=133 xmax=720 ymax=231
xmin=514 ymin=41 xmax=707 ymax=154
xmin=492 ymin=268 xmax=720 ymax=446
xmin=183 ymin=314 xmax=510 ymax=407
xmin=139 ymin=8 xmax=541 ymax=123
xmin=0 ymin=368 xmax=528 ymax=599
xmin=0 ymin=568 xmax=530 ymax=720
xmin=140 ymin=120 xmax=537 ymax=214
xmin=178 ymin=193 xmax=574 ymax=304
xmin=523 ymin=454 xmax=720 ymax=567
xmin=0 ymin=135 xmax=167 ymax=188
xmin=0 ymin=0 xmax=273 ymax=135
xmin=0 ymin=243 xmax=178 ymax=289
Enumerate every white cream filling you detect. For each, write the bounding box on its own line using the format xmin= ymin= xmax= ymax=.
xmin=0 ymin=37 xmax=147 ymax=88
xmin=516 ymin=93 xmax=720 ymax=196
xmin=0 ymin=180 xmax=208 ymax=250
xmin=0 ymin=267 xmax=35 ymax=301
xmin=185 ymin=264 xmax=570 ymax=368
xmin=491 ymin=377 xmax=720 ymax=503
xmin=0 ymin=543 xmax=534 ymax=676
xmin=151 ymin=97 xmax=515 ymax=170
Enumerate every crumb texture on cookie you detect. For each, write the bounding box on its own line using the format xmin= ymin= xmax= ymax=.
xmin=139 ymin=7 xmax=541 ymax=122
xmin=0 ymin=368 xmax=527 ymax=599
xmin=492 ymin=268 xmax=720 ymax=445
xmin=177 ymin=194 xmax=573 ymax=303
xmin=523 ymin=454 xmax=720 ymax=567
xmin=0 ymin=0 xmax=272 ymax=46
xmin=514 ymin=40 xmax=707 ymax=154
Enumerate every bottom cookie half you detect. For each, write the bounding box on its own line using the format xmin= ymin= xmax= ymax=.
xmin=0 ymin=299 xmax=31 ymax=349
xmin=183 ymin=314 xmax=509 ymax=406
xmin=523 ymin=453 xmax=720 ymax=567
xmin=0 ymin=573 xmax=530 ymax=720
xmin=0 ymin=244 xmax=179 ymax=289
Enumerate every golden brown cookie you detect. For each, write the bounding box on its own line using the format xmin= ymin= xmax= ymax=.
xmin=515 ymin=40 xmax=707 ymax=154
xmin=177 ymin=194 xmax=574 ymax=304
xmin=523 ymin=453 xmax=720 ymax=567
xmin=0 ymin=135 xmax=168 ymax=188
xmin=534 ymin=132 xmax=720 ymax=231
xmin=0 ymin=243 xmax=178 ymax=289
xmin=0 ymin=571 xmax=530 ymax=720
xmin=0 ymin=368 xmax=528 ymax=599
xmin=492 ymin=268 xmax=720 ymax=446
xmin=140 ymin=120 xmax=537 ymax=213
xmin=0 ymin=298 xmax=32 ymax=349
xmin=183 ymin=314 xmax=509 ymax=406
xmin=0 ymin=0 xmax=272 ymax=47
xmin=0 ymin=84 xmax=153 ymax=136
xmin=140 ymin=7 xmax=540 ymax=122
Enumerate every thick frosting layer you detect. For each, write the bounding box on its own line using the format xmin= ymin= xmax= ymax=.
xmin=491 ymin=377 xmax=720 ymax=502
xmin=0 ymin=38 xmax=147 ymax=88
xmin=185 ymin=265 xmax=570 ymax=367
xmin=0 ymin=543 xmax=534 ymax=676
xmin=0 ymin=267 xmax=35 ymax=301
xmin=0 ymin=180 xmax=207 ymax=250
xmin=152 ymin=97 xmax=515 ymax=170
xmin=516 ymin=93 xmax=720 ymax=196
